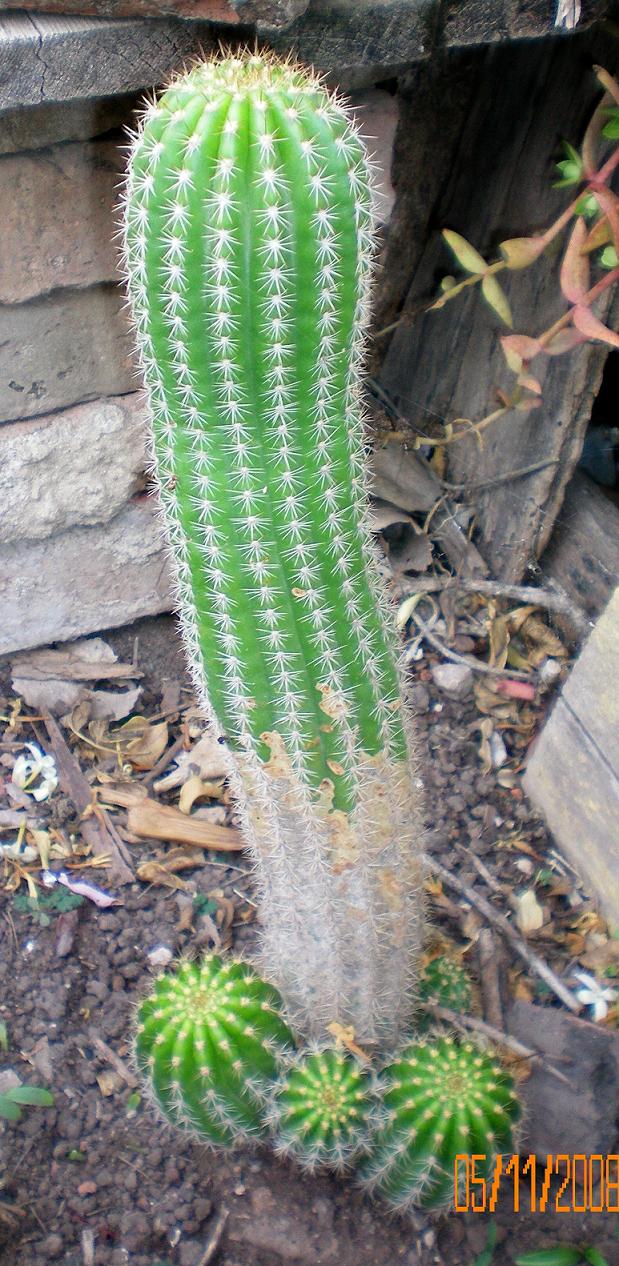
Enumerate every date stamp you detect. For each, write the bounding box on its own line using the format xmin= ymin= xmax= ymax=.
xmin=454 ymin=1154 xmax=619 ymax=1213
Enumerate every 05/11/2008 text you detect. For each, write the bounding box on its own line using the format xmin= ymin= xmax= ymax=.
xmin=454 ymin=1154 xmax=619 ymax=1213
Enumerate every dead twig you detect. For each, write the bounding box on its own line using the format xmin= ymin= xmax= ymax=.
xmin=419 ymin=1002 xmax=573 ymax=1085
xmin=423 ymin=853 xmax=581 ymax=1013
xmin=197 ymin=1207 xmax=229 ymax=1266
xmin=42 ymin=712 xmax=133 ymax=885
xmin=401 ymin=576 xmax=589 ymax=637
xmin=122 ymin=797 xmax=244 ymax=851
xmin=408 ymin=612 xmax=536 ymax=681
xmin=477 ymin=928 xmax=504 ymax=1031
xmin=142 ymin=732 xmax=186 ymax=787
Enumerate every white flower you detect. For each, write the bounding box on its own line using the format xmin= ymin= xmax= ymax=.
xmin=573 ymin=970 xmax=617 ymax=1022
xmin=11 ymin=743 xmax=58 ymax=802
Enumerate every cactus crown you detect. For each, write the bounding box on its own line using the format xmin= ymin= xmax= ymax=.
xmin=271 ymin=1047 xmax=373 ymax=1169
xmin=134 ymin=954 xmax=294 ymax=1145
xmin=360 ymin=1034 xmax=521 ymax=1211
xmin=418 ymin=955 xmax=473 ymax=1018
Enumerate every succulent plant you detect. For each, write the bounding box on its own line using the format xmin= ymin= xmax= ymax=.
xmin=134 ymin=954 xmax=294 ymax=1145
xmin=122 ymin=52 xmax=424 ymax=1048
xmin=270 ymin=1047 xmax=373 ymax=1169
xmin=360 ymin=1034 xmax=521 ymax=1211
xmin=417 ymin=955 xmax=473 ymax=1027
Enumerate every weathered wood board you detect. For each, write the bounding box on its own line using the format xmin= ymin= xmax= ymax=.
xmin=541 ymin=471 xmax=619 ymax=622
xmin=524 ymin=586 xmax=619 ymax=925
xmin=378 ymin=27 xmax=619 ymax=581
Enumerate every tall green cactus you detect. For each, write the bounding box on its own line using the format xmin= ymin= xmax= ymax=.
xmin=122 ymin=53 xmax=423 ymax=1047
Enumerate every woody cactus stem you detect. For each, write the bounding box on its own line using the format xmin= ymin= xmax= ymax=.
xmin=122 ymin=53 xmax=423 ymax=1047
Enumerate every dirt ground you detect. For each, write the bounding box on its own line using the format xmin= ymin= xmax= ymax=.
xmin=2 ymin=615 xmax=619 ymax=1266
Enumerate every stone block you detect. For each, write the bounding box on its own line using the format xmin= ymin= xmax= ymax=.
xmin=524 ymin=588 xmax=619 ymax=924
xmin=0 ymin=394 xmax=147 ymax=546
xmin=0 ymin=94 xmax=138 ymax=156
xmin=0 ymin=499 xmax=173 ymax=654
xmin=0 ymin=140 xmax=121 ymax=303
xmin=0 ymin=285 xmax=136 ymax=422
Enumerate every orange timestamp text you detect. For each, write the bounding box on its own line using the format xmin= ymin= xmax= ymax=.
xmin=454 ymin=1154 xmax=619 ymax=1213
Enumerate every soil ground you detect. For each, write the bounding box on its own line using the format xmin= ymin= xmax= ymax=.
xmin=1 ymin=615 xmax=619 ymax=1266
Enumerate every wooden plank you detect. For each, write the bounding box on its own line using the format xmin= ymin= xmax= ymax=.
xmin=541 ymin=471 xmax=619 ymax=624
xmin=378 ymin=27 xmax=618 ymax=582
xmin=524 ymin=587 xmax=619 ymax=924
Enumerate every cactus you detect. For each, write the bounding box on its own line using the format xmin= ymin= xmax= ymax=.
xmin=360 ymin=1034 xmax=521 ymax=1211
xmin=122 ymin=52 xmax=424 ymax=1047
xmin=134 ymin=954 xmax=294 ymax=1145
xmin=270 ymin=1047 xmax=373 ymax=1169
xmin=417 ymin=955 xmax=473 ymax=1029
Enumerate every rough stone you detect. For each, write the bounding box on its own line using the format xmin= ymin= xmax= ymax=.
xmin=0 ymin=499 xmax=173 ymax=655
xmin=0 ymin=140 xmax=121 ymax=302
xmin=228 ymin=1206 xmax=339 ymax=1262
xmin=0 ymin=285 xmax=135 ymax=422
xmin=430 ymin=662 xmax=474 ymax=699
xmin=0 ymin=395 xmax=146 ymax=546
xmin=507 ymin=1000 xmax=619 ymax=1157
xmin=0 ymin=94 xmax=138 ymax=156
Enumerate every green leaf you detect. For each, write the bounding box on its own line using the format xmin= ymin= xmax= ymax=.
xmin=554 ymin=141 xmax=583 ymax=187
xmin=600 ymin=245 xmax=619 ymax=269
xmin=514 ymin=1249 xmax=582 ymax=1266
xmin=67 ymin=1149 xmax=86 ymax=1162
xmin=5 ymin=1085 xmax=54 ymax=1107
xmin=481 ymin=275 xmax=513 ymax=326
xmin=473 ymin=1220 xmax=498 ymax=1266
xmin=442 ymin=229 xmax=487 ymax=274
xmin=501 ymin=235 xmax=547 ymax=269
xmin=0 ymin=1021 xmax=8 ymax=1052
xmin=583 ymin=1249 xmax=610 ymax=1266
xmin=602 ymin=107 xmax=619 ymax=140
xmin=0 ymin=1094 xmax=22 ymax=1121
xmin=126 ymin=1091 xmax=141 ymax=1114
xmin=574 ymin=193 xmax=601 ymax=219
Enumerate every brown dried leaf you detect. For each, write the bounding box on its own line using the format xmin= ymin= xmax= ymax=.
xmin=514 ymin=889 xmax=545 ymax=935
xmin=136 ymin=860 xmax=191 ymax=891
xmin=122 ymin=719 xmax=169 ymax=771
xmin=179 ymin=774 xmax=210 ymax=815
xmin=367 ymin=500 xmax=412 ymax=531
xmin=153 ymin=731 xmax=229 ymax=793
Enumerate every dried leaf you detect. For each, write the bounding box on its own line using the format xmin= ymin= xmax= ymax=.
xmin=515 ymin=889 xmax=545 ymax=935
xmin=136 ymin=860 xmax=191 ymax=891
xmin=179 ymin=774 xmax=210 ymax=815
xmin=500 ymin=235 xmax=547 ymax=269
xmin=389 ymin=531 xmax=433 ymax=575
xmin=572 ymin=304 xmax=619 ymax=348
xmin=153 ymin=731 xmax=229 ymax=792
xmin=442 ymin=229 xmax=487 ymax=274
xmin=560 ymin=218 xmax=589 ymax=303
xmin=122 ymin=719 xmax=169 ymax=771
xmin=368 ymin=500 xmax=412 ymax=531
xmin=481 ymin=274 xmax=513 ymax=326
xmin=369 ymin=445 xmax=438 ymax=515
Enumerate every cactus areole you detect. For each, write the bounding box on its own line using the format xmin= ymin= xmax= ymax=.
xmin=122 ymin=53 xmax=423 ymax=1047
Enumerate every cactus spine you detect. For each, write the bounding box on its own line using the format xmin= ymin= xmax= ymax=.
xmin=417 ymin=955 xmax=473 ymax=1029
xmin=271 ymin=1048 xmax=373 ymax=1169
xmin=122 ymin=53 xmax=423 ymax=1047
xmin=134 ymin=954 xmax=294 ymax=1145
xmin=360 ymin=1035 xmax=521 ymax=1211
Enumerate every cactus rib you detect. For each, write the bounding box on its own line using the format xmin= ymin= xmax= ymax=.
xmin=122 ymin=53 xmax=424 ymax=1046
xmin=134 ymin=954 xmax=294 ymax=1145
xmin=360 ymin=1034 xmax=521 ymax=1210
xmin=270 ymin=1047 xmax=373 ymax=1169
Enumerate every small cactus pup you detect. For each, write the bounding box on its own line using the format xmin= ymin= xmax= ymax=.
xmin=360 ymin=1034 xmax=521 ymax=1211
xmin=416 ymin=955 xmax=473 ymax=1030
xmin=122 ymin=51 xmax=424 ymax=1048
xmin=270 ymin=1047 xmax=374 ymax=1169
xmin=134 ymin=954 xmax=294 ymax=1145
